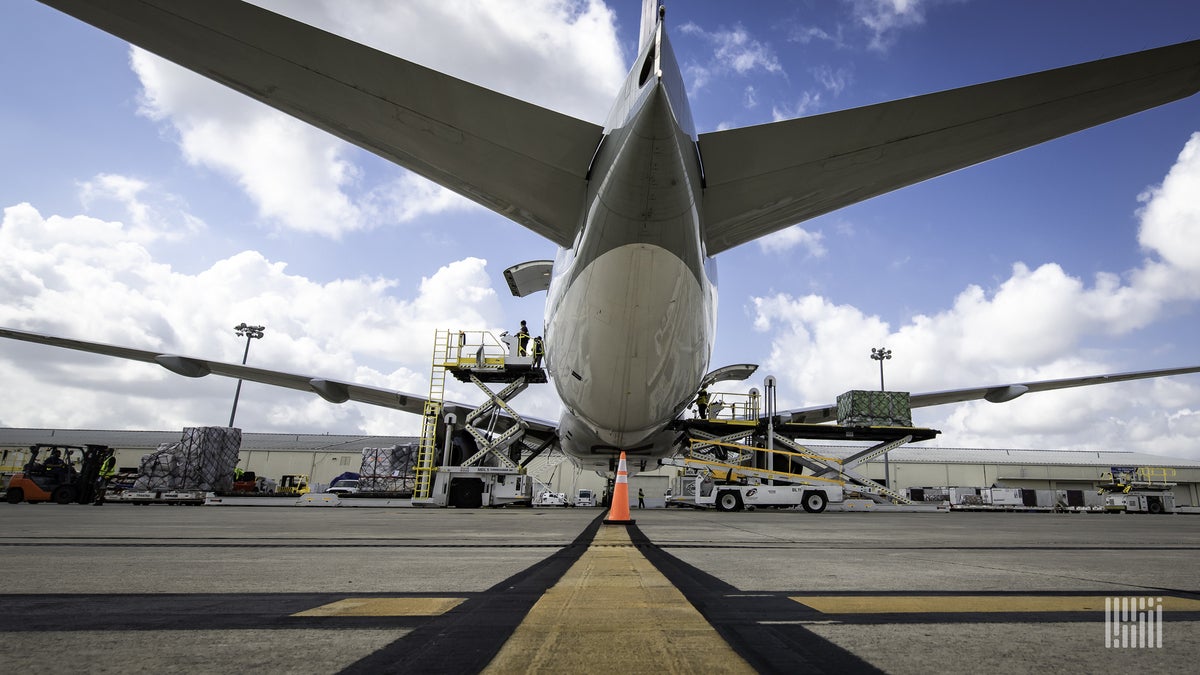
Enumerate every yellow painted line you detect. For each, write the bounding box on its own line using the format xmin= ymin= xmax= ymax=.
xmin=484 ymin=525 xmax=755 ymax=673
xmin=292 ymin=597 xmax=466 ymax=617
xmin=791 ymin=595 xmax=1200 ymax=614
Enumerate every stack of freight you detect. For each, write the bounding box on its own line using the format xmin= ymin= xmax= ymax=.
xmin=836 ymin=390 xmax=912 ymax=427
xmin=131 ymin=427 xmax=242 ymax=492
xmin=359 ymin=444 xmax=418 ymax=493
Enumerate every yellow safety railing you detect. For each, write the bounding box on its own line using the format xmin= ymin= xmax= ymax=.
xmin=689 ymin=438 xmax=844 ymax=465
xmin=1137 ymin=467 xmax=1176 ymax=483
xmin=443 ymin=330 xmax=512 ymax=370
xmin=698 ymin=390 xmax=762 ymax=422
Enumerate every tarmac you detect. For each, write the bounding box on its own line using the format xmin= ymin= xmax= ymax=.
xmin=1 ymin=504 xmax=1198 ymax=673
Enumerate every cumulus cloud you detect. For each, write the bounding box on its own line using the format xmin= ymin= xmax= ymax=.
xmin=750 ymin=133 xmax=1200 ymax=458
xmin=0 ymin=196 xmax=521 ymax=434
xmin=757 ymin=226 xmax=827 ymax=257
xmin=129 ymin=0 xmax=625 ymax=238
xmin=78 ymin=174 xmax=205 ymax=242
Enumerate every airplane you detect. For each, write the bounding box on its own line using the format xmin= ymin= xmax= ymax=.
xmin=3 ymin=0 xmax=1200 ymax=475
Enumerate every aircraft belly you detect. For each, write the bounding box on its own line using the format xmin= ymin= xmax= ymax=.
xmin=550 ymin=244 xmax=706 ymax=448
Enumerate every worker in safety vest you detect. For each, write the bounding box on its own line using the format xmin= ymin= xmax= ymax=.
xmin=516 ymin=320 xmax=530 ymax=356
xmin=94 ymin=453 xmax=117 ymax=505
xmin=531 ymin=336 xmax=545 ymax=368
xmin=696 ymin=388 xmax=710 ymax=419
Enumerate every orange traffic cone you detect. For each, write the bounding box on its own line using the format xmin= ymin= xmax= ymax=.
xmin=603 ymin=451 xmax=635 ymax=525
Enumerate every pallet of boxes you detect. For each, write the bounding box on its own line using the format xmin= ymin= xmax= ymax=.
xmin=836 ymin=390 xmax=912 ymax=428
xmin=108 ymin=427 xmax=241 ymax=505
xmin=357 ymin=444 xmax=419 ymax=498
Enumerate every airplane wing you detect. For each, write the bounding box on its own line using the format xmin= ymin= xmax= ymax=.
xmin=699 ymin=39 xmax=1200 ymax=255
xmin=37 ymin=0 xmax=602 ymax=248
xmin=780 ymin=365 xmax=1200 ymax=425
xmin=0 ymin=326 xmax=559 ymax=440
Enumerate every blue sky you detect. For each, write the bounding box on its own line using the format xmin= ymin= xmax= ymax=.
xmin=2 ymin=0 xmax=1199 ymax=459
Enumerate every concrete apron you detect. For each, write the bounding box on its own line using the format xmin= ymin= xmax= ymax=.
xmin=483 ymin=523 xmax=754 ymax=673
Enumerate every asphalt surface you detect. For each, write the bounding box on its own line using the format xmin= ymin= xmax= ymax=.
xmin=1 ymin=504 xmax=1198 ymax=673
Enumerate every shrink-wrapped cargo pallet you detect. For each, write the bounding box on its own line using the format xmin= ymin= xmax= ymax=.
xmin=359 ymin=444 xmax=418 ymax=492
xmin=836 ymin=390 xmax=912 ymax=427
xmin=131 ymin=427 xmax=242 ymax=491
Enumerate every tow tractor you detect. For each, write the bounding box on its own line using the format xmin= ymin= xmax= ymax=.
xmin=5 ymin=444 xmax=114 ymax=504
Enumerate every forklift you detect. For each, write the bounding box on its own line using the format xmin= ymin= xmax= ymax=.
xmin=5 ymin=444 xmax=114 ymax=504
xmin=276 ymin=474 xmax=310 ymax=496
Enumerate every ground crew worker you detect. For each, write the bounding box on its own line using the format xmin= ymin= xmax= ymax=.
xmin=516 ymin=320 xmax=530 ymax=356
xmin=43 ymin=448 xmax=67 ymax=481
xmin=95 ymin=453 xmax=116 ymax=505
xmin=531 ymin=336 xmax=545 ymax=368
xmin=638 ymin=488 xmax=645 ymax=509
xmin=696 ymin=387 xmax=710 ymax=419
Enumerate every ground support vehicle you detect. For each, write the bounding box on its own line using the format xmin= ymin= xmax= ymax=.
xmin=420 ymin=465 xmax=533 ymax=508
xmin=326 ymin=478 xmax=359 ymax=495
xmin=664 ymin=410 xmax=938 ymax=512
xmin=662 ymin=453 xmax=844 ymax=513
xmin=106 ymin=489 xmax=211 ymax=505
xmin=411 ymin=330 xmax=549 ymax=508
xmin=574 ymin=489 xmax=596 ymax=507
xmin=224 ymin=471 xmax=279 ymax=496
xmin=534 ymin=491 xmax=568 ymax=506
xmin=1101 ymin=467 xmax=1177 ymax=514
xmin=276 ymin=474 xmax=310 ymax=496
xmin=5 ymin=444 xmax=114 ymax=504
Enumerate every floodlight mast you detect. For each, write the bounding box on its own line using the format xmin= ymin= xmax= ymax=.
xmin=870 ymin=346 xmax=895 ymax=486
xmin=870 ymin=347 xmax=892 ymax=392
xmin=228 ymin=323 xmax=265 ymax=427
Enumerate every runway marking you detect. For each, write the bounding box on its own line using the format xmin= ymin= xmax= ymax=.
xmin=482 ymin=524 xmax=755 ymax=673
xmin=292 ymin=597 xmax=466 ymax=617
xmin=791 ymin=595 xmax=1200 ymax=614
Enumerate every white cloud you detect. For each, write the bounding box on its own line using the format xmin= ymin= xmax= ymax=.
xmin=772 ymin=92 xmax=823 ymax=121
xmin=77 ymin=174 xmax=205 ymax=242
xmin=811 ymin=65 xmax=852 ymax=97
xmin=846 ymin=0 xmax=929 ymax=51
xmin=749 ymin=133 xmax=1200 ymax=459
xmin=128 ymin=0 xmax=625 ymax=239
xmin=0 ymin=197 xmax=525 ymax=434
xmin=680 ymin=21 xmax=783 ymax=92
xmin=757 ymin=226 xmax=827 ymax=257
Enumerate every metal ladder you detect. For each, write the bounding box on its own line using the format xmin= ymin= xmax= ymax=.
xmin=413 ymin=329 xmax=450 ymax=500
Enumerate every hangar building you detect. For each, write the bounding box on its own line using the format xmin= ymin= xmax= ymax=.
xmin=2 ymin=428 xmax=1198 ymax=507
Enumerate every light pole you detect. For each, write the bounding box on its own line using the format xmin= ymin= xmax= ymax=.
xmin=870 ymin=346 xmax=893 ymax=488
xmin=229 ymin=323 xmax=265 ymax=427
xmin=870 ymin=346 xmax=892 ymax=391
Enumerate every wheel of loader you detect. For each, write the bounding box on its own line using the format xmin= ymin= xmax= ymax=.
xmin=53 ymin=485 xmax=77 ymax=505
xmin=6 ymin=488 xmax=23 ymax=504
xmin=716 ymin=490 xmax=743 ymax=512
xmin=801 ymin=490 xmax=827 ymax=514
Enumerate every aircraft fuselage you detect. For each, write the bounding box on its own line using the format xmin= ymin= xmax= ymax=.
xmin=544 ymin=19 xmax=715 ymax=470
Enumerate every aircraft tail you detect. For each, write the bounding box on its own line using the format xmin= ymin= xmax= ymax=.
xmin=638 ymin=0 xmax=659 ymax=52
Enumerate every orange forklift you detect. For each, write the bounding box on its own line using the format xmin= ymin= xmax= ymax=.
xmin=5 ymin=444 xmax=114 ymax=504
